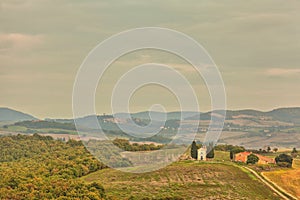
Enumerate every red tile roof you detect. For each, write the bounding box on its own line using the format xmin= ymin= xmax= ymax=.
xmin=234 ymin=151 xmax=275 ymax=164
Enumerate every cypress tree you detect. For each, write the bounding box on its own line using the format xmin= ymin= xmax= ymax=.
xmin=191 ymin=141 xmax=198 ymax=159
xmin=206 ymin=142 xmax=215 ymax=159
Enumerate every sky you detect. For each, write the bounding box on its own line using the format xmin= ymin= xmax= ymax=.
xmin=0 ymin=0 xmax=300 ymax=119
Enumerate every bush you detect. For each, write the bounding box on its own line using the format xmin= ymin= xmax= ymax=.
xmin=277 ymin=162 xmax=292 ymax=168
xmin=256 ymin=164 xmax=274 ymax=171
xmin=206 ymin=142 xmax=215 ymax=159
xmin=247 ymin=154 xmax=259 ymax=164
xmin=275 ymin=154 xmax=293 ymax=168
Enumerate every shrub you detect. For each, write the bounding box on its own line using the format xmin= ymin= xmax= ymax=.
xmin=206 ymin=142 xmax=215 ymax=159
xmin=247 ymin=154 xmax=259 ymax=164
xmin=275 ymin=154 xmax=293 ymax=168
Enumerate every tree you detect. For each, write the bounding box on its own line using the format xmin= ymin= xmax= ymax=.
xmin=273 ymin=148 xmax=278 ymax=153
xmin=291 ymin=147 xmax=298 ymax=158
xmin=191 ymin=141 xmax=198 ymax=159
xmin=230 ymin=146 xmax=245 ymax=160
xmin=275 ymin=154 xmax=293 ymax=168
xmin=267 ymin=146 xmax=271 ymax=153
xmin=247 ymin=154 xmax=259 ymax=164
xmin=230 ymin=151 xmax=234 ymax=160
xmin=206 ymin=142 xmax=215 ymax=159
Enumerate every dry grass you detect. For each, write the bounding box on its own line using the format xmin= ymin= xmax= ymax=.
xmin=81 ymin=161 xmax=280 ymax=200
xmin=263 ymin=159 xmax=300 ymax=198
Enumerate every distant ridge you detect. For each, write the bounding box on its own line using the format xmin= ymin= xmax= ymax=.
xmin=2 ymin=107 xmax=300 ymax=125
xmin=0 ymin=107 xmax=37 ymax=122
xmin=114 ymin=111 xmax=200 ymax=121
xmin=185 ymin=108 xmax=300 ymax=123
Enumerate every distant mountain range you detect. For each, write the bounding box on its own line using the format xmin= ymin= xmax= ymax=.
xmin=1 ymin=107 xmax=300 ymax=125
xmin=114 ymin=111 xmax=200 ymax=121
xmin=1 ymin=107 xmax=300 ymax=148
xmin=112 ymin=108 xmax=300 ymax=124
xmin=186 ymin=108 xmax=300 ymax=125
xmin=0 ymin=107 xmax=37 ymax=122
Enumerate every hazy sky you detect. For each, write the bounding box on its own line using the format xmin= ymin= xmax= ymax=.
xmin=1 ymin=0 xmax=300 ymax=118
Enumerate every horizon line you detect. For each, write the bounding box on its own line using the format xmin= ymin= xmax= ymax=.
xmin=2 ymin=106 xmax=300 ymax=120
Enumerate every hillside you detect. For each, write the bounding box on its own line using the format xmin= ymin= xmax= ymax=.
xmin=267 ymin=107 xmax=300 ymax=124
xmin=81 ymin=161 xmax=281 ymax=200
xmin=263 ymin=159 xmax=300 ymax=198
xmin=1 ymin=107 xmax=300 ymax=148
xmin=0 ymin=134 xmax=106 ymax=199
xmin=186 ymin=108 xmax=300 ymax=124
xmin=115 ymin=111 xmax=200 ymax=121
xmin=75 ymin=108 xmax=300 ymax=128
xmin=0 ymin=133 xmax=294 ymax=199
xmin=3 ymin=107 xmax=300 ymax=126
xmin=0 ymin=107 xmax=37 ymax=122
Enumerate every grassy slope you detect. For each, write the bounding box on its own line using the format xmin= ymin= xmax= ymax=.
xmin=263 ymin=159 xmax=300 ymax=198
xmin=0 ymin=125 xmax=77 ymax=135
xmin=81 ymin=160 xmax=280 ymax=200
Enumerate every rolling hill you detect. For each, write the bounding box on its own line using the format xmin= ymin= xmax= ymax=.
xmin=0 ymin=107 xmax=37 ymax=122
xmin=0 ymin=134 xmax=285 ymax=199
xmin=81 ymin=161 xmax=281 ymax=199
xmin=186 ymin=108 xmax=300 ymax=123
xmin=3 ymin=107 xmax=299 ymax=126
xmin=1 ymin=107 xmax=300 ymax=148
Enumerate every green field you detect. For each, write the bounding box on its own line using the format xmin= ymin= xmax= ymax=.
xmin=0 ymin=125 xmax=78 ymax=135
xmin=212 ymin=150 xmax=231 ymax=162
xmin=81 ymin=161 xmax=280 ymax=200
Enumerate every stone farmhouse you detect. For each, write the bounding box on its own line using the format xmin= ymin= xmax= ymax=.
xmin=234 ymin=151 xmax=275 ymax=164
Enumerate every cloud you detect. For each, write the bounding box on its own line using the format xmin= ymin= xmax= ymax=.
xmin=0 ymin=0 xmax=300 ymax=117
xmin=266 ymin=68 xmax=300 ymax=76
xmin=0 ymin=33 xmax=44 ymax=52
